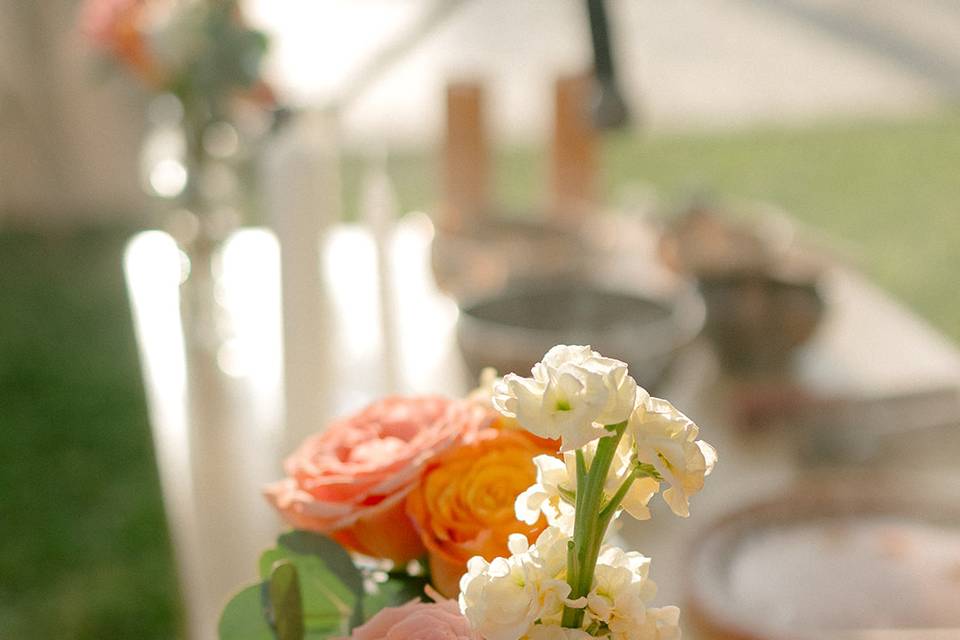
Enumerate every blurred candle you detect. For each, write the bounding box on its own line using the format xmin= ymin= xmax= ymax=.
xmin=441 ymin=81 xmax=489 ymax=232
xmin=262 ymin=109 xmax=339 ymax=448
xmin=361 ymin=155 xmax=400 ymax=393
xmin=551 ymin=72 xmax=598 ymax=222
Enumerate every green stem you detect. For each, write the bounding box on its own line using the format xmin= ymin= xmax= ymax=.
xmin=599 ymin=471 xmax=638 ymax=522
xmin=565 ymin=450 xmax=588 ymax=596
xmin=560 ymin=421 xmax=628 ymax=629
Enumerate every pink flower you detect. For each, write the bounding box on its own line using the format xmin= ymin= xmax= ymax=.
xmin=265 ymin=396 xmax=491 ymax=564
xmin=336 ymin=598 xmax=480 ymax=640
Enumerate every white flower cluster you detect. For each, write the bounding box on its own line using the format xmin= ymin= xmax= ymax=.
xmin=631 ymin=396 xmax=717 ymax=519
xmin=465 ymin=346 xmax=716 ymax=639
xmin=497 ymin=345 xmax=717 ymax=527
xmin=459 ymin=526 xmax=679 ymax=640
xmin=514 ymin=436 xmax=660 ymax=535
xmin=492 ymin=345 xmax=638 ymax=451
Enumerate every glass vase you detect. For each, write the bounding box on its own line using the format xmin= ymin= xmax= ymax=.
xmin=139 ymin=93 xmax=245 ymax=354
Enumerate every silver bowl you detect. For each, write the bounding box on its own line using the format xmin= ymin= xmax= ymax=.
xmin=456 ymin=281 xmax=704 ymax=389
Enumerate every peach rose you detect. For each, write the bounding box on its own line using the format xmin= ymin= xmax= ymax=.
xmin=265 ymin=396 xmax=491 ymax=564
xmin=335 ymin=597 xmax=479 ymax=640
xmin=406 ymin=429 xmax=555 ymax=596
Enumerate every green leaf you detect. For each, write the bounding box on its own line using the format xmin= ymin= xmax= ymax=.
xmin=278 ymin=532 xmax=364 ymax=598
xmin=218 ymin=583 xmax=274 ymax=640
xmin=224 ymin=533 xmax=434 ymax=639
xmin=268 ymin=561 xmax=305 ymax=640
xmin=259 ymin=531 xmax=364 ymax=633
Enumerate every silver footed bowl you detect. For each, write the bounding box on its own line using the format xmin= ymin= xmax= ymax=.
xmin=456 ymin=281 xmax=704 ymax=390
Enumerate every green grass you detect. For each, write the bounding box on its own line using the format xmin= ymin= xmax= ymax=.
xmin=603 ymin=113 xmax=960 ymax=341
xmin=2 ymin=109 xmax=958 ymax=639
xmin=346 ymin=110 xmax=960 ymax=341
xmin=0 ymin=227 xmax=181 ymax=639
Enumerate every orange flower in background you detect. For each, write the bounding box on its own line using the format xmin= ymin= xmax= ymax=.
xmin=406 ymin=429 xmax=557 ymax=597
xmin=265 ymin=396 xmax=492 ymax=565
xmin=80 ymin=0 xmax=162 ymax=85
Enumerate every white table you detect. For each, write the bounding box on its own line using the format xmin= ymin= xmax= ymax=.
xmin=125 ymin=215 xmax=960 ymax=639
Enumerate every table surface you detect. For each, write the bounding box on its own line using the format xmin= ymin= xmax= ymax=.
xmin=125 ymin=215 xmax=960 ymax=640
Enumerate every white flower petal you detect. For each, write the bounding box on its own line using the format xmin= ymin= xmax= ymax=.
xmin=629 ymin=395 xmax=716 ymax=518
xmin=515 ymin=484 xmax=550 ymax=525
xmin=491 ymin=345 xmax=640 ymax=451
xmin=619 ymin=477 xmax=659 ymax=521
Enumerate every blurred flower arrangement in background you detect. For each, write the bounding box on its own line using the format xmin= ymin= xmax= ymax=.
xmin=79 ymin=0 xmax=273 ymax=229
xmin=80 ymin=0 xmax=277 ymax=347
xmin=81 ymin=0 xmax=273 ymax=112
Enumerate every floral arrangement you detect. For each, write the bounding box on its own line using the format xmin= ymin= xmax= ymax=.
xmin=80 ymin=0 xmax=274 ymax=256
xmin=220 ymin=346 xmax=716 ymax=639
xmin=80 ymin=0 xmax=272 ymax=109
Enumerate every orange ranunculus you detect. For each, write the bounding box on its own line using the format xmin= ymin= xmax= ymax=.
xmin=406 ymin=429 xmax=556 ymax=597
xmin=265 ymin=396 xmax=492 ymax=565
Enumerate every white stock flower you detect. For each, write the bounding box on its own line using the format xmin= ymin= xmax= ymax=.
xmin=514 ymin=454 xmax=576 ymax=533
xmin=515 ymin=437 xmax=659 ymax=534
xmin=459 ymin=527 xmax=577 ymax=640
xmin=525 ymin=626 xmax=594 ymax=640
xmin=524 ymin=527 xmax=583 ymax=624
xmin=493 ymin=345 xmax=638 ymax=451
xmin=460 ymin=526 xmax=684 ymax=640
xmin=586 ymin=546 xmax=657 ymax=637
xmin=625 ymin=606 xmax=681 ymax=640
xmin=629 ymin=396 xmax=717 ymax=518
xmin=458 ymin=553 xmax=540 ymax=640
xmin=605 ymin=435 xmax=660 ymax=522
